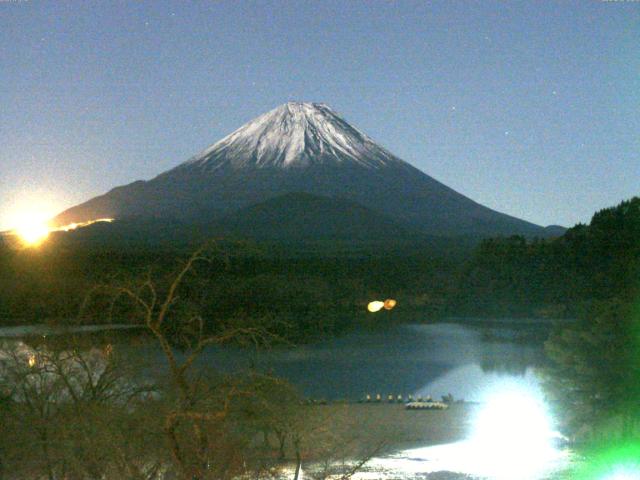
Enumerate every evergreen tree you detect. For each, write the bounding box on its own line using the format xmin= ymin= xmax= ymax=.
xmin=544 ymin=298 xmax=640 ymax=439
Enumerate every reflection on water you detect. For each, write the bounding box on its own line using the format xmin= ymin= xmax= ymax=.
xmin=193 ymin=321 xmax=572 ymax=478
xmin=1 ymin=322 xmax=551 ymax=401
xmin=361 ymin=440 xmax=571 ymax=480
xmin=360 ymin=359 xmax=573 ymax=480
xmin=0 ymin=323 xmax=142 ymax=338
xmin=189 ymin=322 xmax=550 ymax=401
xmin=1 ymin=320 xmax=571 ymax=479
xmin=416 ymin=363 xmax=543 ymax=403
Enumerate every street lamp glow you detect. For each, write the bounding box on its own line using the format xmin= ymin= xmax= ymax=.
xmin=367 ymin=301 xmax=385 ymax=312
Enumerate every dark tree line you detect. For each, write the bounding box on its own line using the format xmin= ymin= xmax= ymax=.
xmin=0 ymin=236 xmax=459 ymax=340
xmin=0 ymin=246 xmax=384 ymax=480
xmin=539 ymin=198 xmax=640 ymax=441
xmin=1 ymin=197 xmax=638 ymax=339
xmin=451 ymin=197 xmax=640 ymax=318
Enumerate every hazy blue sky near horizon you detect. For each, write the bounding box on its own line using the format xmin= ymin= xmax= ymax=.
xmin=1 ymin=0 xmax=638 ymax=230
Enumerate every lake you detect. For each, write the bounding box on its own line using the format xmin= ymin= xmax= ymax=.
xmin=0 ymin=320 xmax=574 ymax=479
xmin=189 ymin=321 xmax=548 ymax=402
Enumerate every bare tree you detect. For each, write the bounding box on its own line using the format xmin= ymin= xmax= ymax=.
xmin=0 ymin=336 xmax=157 ymax=480
xmin=1 ymin=242 xmax=387 ymax=480
xmin=97 ymin=244 xmax=276 ymax=479
xmin=290 ymin=404 xmax=386 ymax=480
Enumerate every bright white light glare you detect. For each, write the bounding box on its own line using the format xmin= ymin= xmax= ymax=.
xmin=350 ymin=377 xmax=569 ymax=480
xmin=6 ymin=216 xmax=114 ymax=247
xmin=468 ymin=384 xmax=561 ymax=479
xmin=12 ymin=212 xmax=51 ymax=246
xmin=473 ymin=389 xmax=552 ymax=448
xmin=367 ymin=301 xmax=385 ymax=313
xmin=603 ymin=466 xmax=640 ymax=480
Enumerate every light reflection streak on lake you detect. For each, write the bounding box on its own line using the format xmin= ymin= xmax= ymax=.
xmin=358 ymin=441 xmax=572 ymax=480
xmin=358 ymin=367 xmax=574 ymax=480
xmin=0 ymin=320 xmax=575 ymax=478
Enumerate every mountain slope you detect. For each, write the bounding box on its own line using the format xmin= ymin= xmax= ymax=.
xmin=214 ymin=192 xmax=414 ymax=241
xmin=54 ymin=102 xmax=547 ymax=237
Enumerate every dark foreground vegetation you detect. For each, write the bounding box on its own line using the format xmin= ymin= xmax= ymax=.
xmin=540 ymin=198 xmax=640 ymax=477
xmin=0 ymin=234 xmax=465 ymax=341
xmin=0 ymin=329 xmax=475 ymax=480
xmin=0 ymin=251 xmax=388 ymax=480
xmin=455 ymin=197 xmax=640 ymax=318
xmin=0 ymin=247 xmax=473 ymax=480
xmin=0 ymin=338 xmax=388 ymax=480
xmin=1 ymin=198 xmax=638 ymax=333
xmin=0 ymin=197 xmax=638 ymax=478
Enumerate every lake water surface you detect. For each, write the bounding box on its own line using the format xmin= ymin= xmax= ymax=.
xmin=1 ymin=320 xmax=573 ymax=479
xmin=192 ymin=321 xmax=551 ymax=402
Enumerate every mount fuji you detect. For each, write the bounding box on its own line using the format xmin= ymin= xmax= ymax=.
xmin=53 ymin=102 xmax=550 ymax=238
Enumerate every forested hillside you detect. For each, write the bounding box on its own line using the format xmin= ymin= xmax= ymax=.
xmin=451 ymin=197 xmax=640 ymax=317
xmin=2 ymin=197 xmax=637 ymax=341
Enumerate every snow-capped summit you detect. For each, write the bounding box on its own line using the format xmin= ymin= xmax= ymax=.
xmin=181 ymin=102 xmax=404 ymax=171
xmin=53 ymin=102 xmax=549 ymax=238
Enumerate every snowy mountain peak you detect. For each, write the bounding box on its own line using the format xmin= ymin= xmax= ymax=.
xmin=181 ymin=102 xmax=404 ymax=171
xmin=54 ymin=101 xmax=548 ymax=238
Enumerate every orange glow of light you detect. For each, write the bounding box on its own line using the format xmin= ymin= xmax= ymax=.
xmin=384 ymin=299 xmax=397 ymax=310
xmin=12 ymin=214 xmax=51 ymax=247
xmin=58 ymin=218 xmax=114 ymax=232
xmin=7 ymin=216 xmax=115 ymax=247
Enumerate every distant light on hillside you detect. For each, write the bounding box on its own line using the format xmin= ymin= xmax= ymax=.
xmin=367 ymin=301 xmax=385 ymax=313
xmin=12 ymin=213 xmax=51 ymax=247
xmin=57 ymin=218 xmax=114 ymax=232
xmin=384 ymin=299 xmax=397 ymax=310
xmin=7 ymin=216 xmax=114 ymax=248
xmin=367 ymin=299 xmax=397 ymax=313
